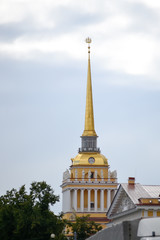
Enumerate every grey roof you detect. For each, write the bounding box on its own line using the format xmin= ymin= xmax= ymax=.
xmin=121 ymin=183 xmax=160 ymax=204
xmin=142 ymin=185 xmax=160 ymax=198
xmin=121 ymin=183 xmax=150 ymax=204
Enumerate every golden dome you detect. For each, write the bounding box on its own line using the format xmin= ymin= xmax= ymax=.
xmin=71 ymin=152 xmax=108 ymax=166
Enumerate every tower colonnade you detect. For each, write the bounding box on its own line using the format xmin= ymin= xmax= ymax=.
xmin=62 ymin=187 xmax=117 ymax=214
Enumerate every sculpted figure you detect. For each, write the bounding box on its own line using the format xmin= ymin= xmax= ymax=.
xmin=63 ymin=169 xmax=70 ymax=180
xmin=82 ymin=169 xmax=85 ymax=179
xmin=110 ymin=170 xmax=117 ymax=178
xmin=113 ymin=170 xmax=117 ymax=178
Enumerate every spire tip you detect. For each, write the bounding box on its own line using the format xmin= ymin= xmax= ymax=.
xmin=85 ymin=37 xmax=92 ymax=58
xmin=85 ymin=37 xmax=92 ymax=44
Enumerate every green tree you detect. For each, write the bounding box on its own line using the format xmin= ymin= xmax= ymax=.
xmin=0 ymin=181 xmax=67 ymax=240
xmin=66 ymin=215 xmax=102 ymax=240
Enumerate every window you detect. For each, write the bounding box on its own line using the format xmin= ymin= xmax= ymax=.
xmin=157 ymin=211 xmax=160 ymax=217
xmin=91 ymin=172 xmax=94 ymax=178
xmin=148 ymin=210 xmax=153 ymax=217
xmin=90 ymin=202 xmax=94 ymax=208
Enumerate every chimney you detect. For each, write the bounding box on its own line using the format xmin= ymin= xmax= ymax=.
xmin=128 ymin=177 xmax=135 ymax=186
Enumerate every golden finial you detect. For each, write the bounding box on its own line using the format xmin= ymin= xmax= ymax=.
xmin=85 ymin=37 xmax=92 ymax=44
xmin=85 ymin=37 xmax=92 ymax=58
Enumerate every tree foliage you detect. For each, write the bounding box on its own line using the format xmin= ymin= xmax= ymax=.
xmin=0 ymin=181 xmax=66 ymax=240
xmin=66 ymin=215 xmax=102 ymax=240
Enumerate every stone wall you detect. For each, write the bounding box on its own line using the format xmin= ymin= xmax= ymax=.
xmin=86 ymin=219 xmax=140 ymax=240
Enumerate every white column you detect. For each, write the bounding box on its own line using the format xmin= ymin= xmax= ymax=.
xmin=74 ymin=189 xmax=77 ymax=211
xmin=62 ymin=189 xmax=71 ymax=213
xmin=144 ymin=210 xmax=148 ymax=217
xmin=68 ymin=189 xmax=71 ymax=212
xmin=153 ymin=210 xmax=157 ymax=217
xmin=88 ymin=189 xmax=91 ymax=212
xmin=101 ymin=189 xmax=104 ymax=211
xmin=107 ymin=189 xmax=111 ymax=210
xmin=94 ymin=189 xmax=97 ymax=212
xmin=80 ymin=189 xmax=84 ymax=212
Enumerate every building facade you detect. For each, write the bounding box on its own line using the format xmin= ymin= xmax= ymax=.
xmin=107 ymin=177 xmax=160 ymax=226
xmin=61 ymin=38 xmax=118 ymax=228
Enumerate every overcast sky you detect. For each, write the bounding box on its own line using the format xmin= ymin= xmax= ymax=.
xmin=1 ymin=0 xmax=160 ymax=214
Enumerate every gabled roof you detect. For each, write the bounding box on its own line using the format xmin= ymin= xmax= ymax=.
xmin=107 ymin=183 xmax=160 ymax=219
xmin=121 ymin=183 xmax=150 ymax=205
xmin=142 ymin=185 xmax=160 ymax=198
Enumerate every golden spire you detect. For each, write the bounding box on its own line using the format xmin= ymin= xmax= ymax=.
xmin=82 ymin=38 xmax=97 ymax=137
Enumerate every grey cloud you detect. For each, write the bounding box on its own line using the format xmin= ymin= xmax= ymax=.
xmin=121 ymin=1 xmax=160 ymax=35
xmin=0 ymin=19 xmax=36 ymax=41
xmin=0 ymin=6 xmax=104 ymax=41
xmin=1 ymin=1 xmax=160 ymax=44
xmin=51 ymin=6 xmax=105 ymax=32
xmin=0 ymin=4 xmax=107 ymax=43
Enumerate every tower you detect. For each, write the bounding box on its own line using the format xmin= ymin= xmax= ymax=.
xmin=61 ymin=38 xmax=118 ymax=228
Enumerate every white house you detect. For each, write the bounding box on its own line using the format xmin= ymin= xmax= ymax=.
xmin=107 ymin=177 xmax=160 ymax=225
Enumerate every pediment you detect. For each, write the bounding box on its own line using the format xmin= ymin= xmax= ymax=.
xmin=108 ymin=186 xmax=136 ymax=217
xmin=116 ymin=190 xmax=135 ymax=214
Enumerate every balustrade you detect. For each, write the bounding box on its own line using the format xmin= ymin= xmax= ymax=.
xmin=67 ymin=177 xmax=117 ymax=183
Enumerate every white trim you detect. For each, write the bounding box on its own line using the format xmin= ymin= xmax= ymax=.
xmin=137 ymin=205 xmax=160 ymax=210
xmin=108 ymin=207 xmax=138 ymax=220
xmin=62 ymin=186 xmax=117 ymax=193
xmin=70 ymin=166 xmax=109 ymax=169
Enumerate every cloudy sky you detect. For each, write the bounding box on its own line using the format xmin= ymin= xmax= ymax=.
xmin=1 ymin=0 xmax=160 ymax=213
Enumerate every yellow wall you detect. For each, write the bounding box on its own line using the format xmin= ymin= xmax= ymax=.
xmin=97 ymin=190 xmax=100 ymax=208
xmin=140 ymin=198 xmax=160 ymax=204
xmin=77 ymin=189 xmax=80 ymax=209
xmin=91 ymin=189 xmax=94 ymax=202
xmin=84 ymin=189 xmax=88 ymax=208
xmin=104 ymin=189 xmax=107 ymax=209
xmin=157 ymin=211 xmax=160 ymax=217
